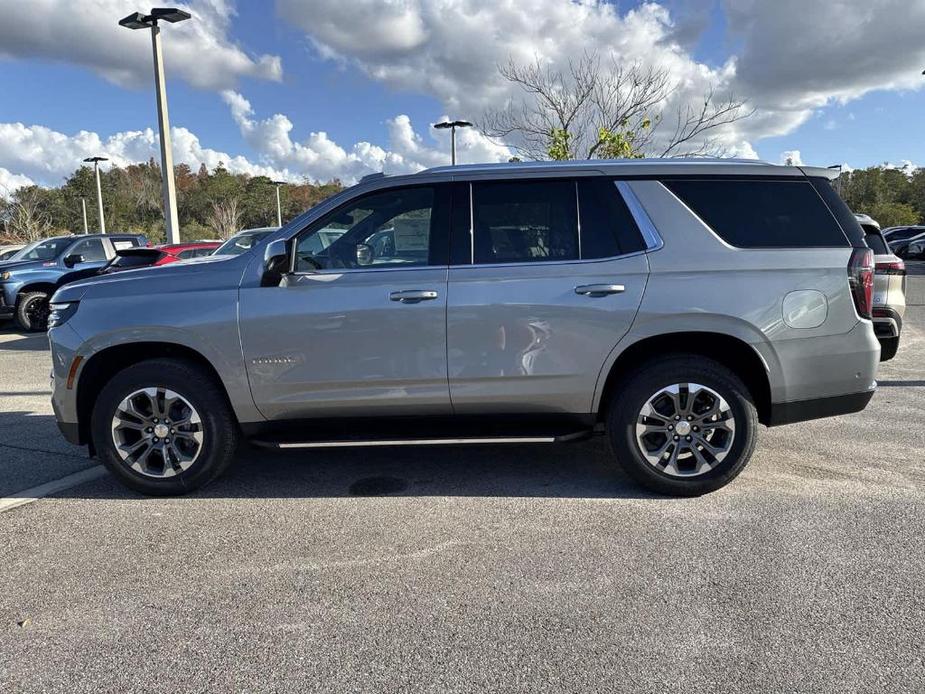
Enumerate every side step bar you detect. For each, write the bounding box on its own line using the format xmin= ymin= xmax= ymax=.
xmin=251 ymin=430 xmax=591 ymax=450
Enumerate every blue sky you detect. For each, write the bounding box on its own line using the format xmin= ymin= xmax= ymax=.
xmin=0 ymin=0 xmax=923 ymax=191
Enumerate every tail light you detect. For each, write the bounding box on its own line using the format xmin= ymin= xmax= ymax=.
xmin=875 ymin=259 xmax=906 ymax=275
xmin=848 ymin=248 xmax=874 ymax=319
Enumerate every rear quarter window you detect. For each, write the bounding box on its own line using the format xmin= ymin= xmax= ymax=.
xmin=663 ymin=179 xmax=850 ymax=248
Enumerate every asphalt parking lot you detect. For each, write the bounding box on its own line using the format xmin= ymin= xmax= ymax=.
xmin=1 ymin=268 xmax=924 ymax=693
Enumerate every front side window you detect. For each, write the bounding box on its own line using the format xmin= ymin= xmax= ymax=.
xmin=68 ymin=238 xmax=107 ymax=261
xmin=472 ymin=180 xmax=578 ymax=264
xmin=664 ymin=179 xmax=849 ymax=248
xmin=294 ymin=186 xmax=435 ymax=272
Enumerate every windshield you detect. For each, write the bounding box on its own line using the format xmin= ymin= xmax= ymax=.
xmin=214 ymin=230 xmax=273 ymax=256
xmin=9 ymin=238 xmax=72 ymax=261
xmin=885 ymin=228 xmax=922 ymax=242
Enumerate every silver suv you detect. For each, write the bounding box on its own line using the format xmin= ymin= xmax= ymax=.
xmin=48 ymin=160 xmax=880 ymax=496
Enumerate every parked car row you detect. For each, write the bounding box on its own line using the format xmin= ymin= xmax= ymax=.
xmin=0 ymin=232 xmax=274 ymax=331
xmin=854 ymin=213 xmax=906 ymax=361
xmin=44 ymin=159 xmax=884 ymax=498
xmin=883 ymin=225 xmax=925 ymax=259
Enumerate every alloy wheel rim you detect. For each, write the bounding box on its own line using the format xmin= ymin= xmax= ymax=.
xmin=25 ymin=297 xmax=49 ymax=330
xmin=634 ymin=382 xmax=735 ymax=478
xmin=110 ymin=387 xmax=204 ymax=478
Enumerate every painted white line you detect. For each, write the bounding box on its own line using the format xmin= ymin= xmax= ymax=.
xmin=0 ymin=465 xmax=108 ymax=513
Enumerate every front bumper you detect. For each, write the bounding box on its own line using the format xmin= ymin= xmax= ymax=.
xmin=0 ymin=283 xmax=14 ymax=318
xmin=48 ymin=323 xmax=85 ymax=445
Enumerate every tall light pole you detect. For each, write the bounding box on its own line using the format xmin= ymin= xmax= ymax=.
xmin=83 ymin=156 xmax=108 ymax=233
xmin=433 ymin=120 xmax=472 ymax=165
xmin=272 ymin=180 xmax=286 ymax=227
xmin=81 ymin=198 xmax=89 ymax=234
xmin=119 ymin=8 xmax=190 ymax=244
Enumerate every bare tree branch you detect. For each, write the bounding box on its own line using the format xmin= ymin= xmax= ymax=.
xmin=480 ymin=51 xmax=754 ymax=161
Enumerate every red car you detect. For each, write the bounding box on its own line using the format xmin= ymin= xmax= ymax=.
xmin=153 ymin=241 xmax=221 ymax=265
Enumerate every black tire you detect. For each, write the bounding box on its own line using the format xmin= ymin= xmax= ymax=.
xmin=91 ymin=358 xmax=239 ymax=496
xmin=879 ymin=336 xmax=899 ymax=362
xmin=606 ymin=355 xmax=758 ymax=496
xmin=15 ymin=291 xmax=50 ymax=332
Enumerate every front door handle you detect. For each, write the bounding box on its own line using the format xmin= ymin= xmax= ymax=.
xmin=574 ymin=284 xmax=625 ymax=297
xmin=390 ymin=289 xmax=439 ymax=303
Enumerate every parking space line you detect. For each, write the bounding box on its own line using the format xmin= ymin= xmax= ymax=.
xmin=0 ymin=465 xmax=107 ymax=513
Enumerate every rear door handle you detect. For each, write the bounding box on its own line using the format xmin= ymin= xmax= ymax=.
xmin=389 ymin=289 xmax=439 ymax=303
xmin=574 ymin=284 xmax=625 ymax=297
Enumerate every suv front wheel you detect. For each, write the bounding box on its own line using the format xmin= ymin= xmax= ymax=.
xmin=91 ymin=358 xmax=239 ymax=495
xmin=16 ymin=291 xmax=50 ymax=332
xmin=607 ymin=356 xmax=758 ymax=496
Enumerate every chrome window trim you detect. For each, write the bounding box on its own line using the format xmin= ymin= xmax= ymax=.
xmin=615 ymin=180 xmax=664 ymax=252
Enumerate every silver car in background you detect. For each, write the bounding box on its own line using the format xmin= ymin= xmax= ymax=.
xmin=855 ymin=213 xmax=906 ymax=361
xmin=47 ymin=159 xmax=880 ymax=497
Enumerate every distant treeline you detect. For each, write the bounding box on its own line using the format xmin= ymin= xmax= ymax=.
xmin=833 ymin=165 xmax=925 ymax=229
xmin=2 ymin=160 xmax=923 ymax=245
xmin=0 ymin=159 xmax=344 ymax=244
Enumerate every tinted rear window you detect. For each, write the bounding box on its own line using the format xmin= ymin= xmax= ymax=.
xmin=663 ymin=179 xmax=849 ymax=248
xmin=863 ymin=230 xmax=889 ymax=254
xmin=472 ymin=180 xmax=578 ymax=264
xmin=577 ymin=178 xmax=646 ymax=258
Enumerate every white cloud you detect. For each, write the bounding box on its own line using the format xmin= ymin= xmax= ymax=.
xmin=779 ymin=150 xmax=803 ymax=166
xmin=0 ymin=120 xmax=289 ymax=187
xmin=0 ymin=167 xmax=34 ymax=196
xmin=0 ymin=93 xmax=512 ymax=189
xmin=220 ymin=90 xmax=511 ymax=182
xmin=0 ymin=0 xmax=282 ymax=91
xmin=278 ymin=0 xmax=925 ymax=159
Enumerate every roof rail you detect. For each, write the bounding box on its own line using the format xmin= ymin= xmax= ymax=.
xmin=360 ymin=172 xmax=386 ymax=183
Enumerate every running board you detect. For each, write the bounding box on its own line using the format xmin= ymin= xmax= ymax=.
xmin=251 ymin=430 xmax=591 ymax=450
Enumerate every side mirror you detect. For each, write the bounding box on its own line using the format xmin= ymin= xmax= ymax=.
xmin=356 ymin=243 xmax=373 ymax=266
xmin=261 ymin=239 xmax=290 ymax=287
xmin=63 ymin=254 xmax=84 ymax=268
xmin=909 ymin=242 xmax=925 ymax=259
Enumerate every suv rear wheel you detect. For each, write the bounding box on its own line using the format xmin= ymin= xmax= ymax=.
xmin=607 ymin=355 xmax=758 ymax=496
xmin=90 ymin=358 xmax=239 ymax=495
xmin=16 ymin=291 xmax=50 ymax=332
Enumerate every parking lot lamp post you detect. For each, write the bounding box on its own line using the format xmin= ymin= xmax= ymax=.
xmin=81 ymin=198 xmax=89 ymax=234
xmin=433 ymin=120 xmax=472 ymax=165
xmin=83 ymin=157 xmax=108 ymax=233
xmin=272 ymin=180 xmax=286 ymax=227
xmin=119 ymin=8 xmax=190 ymax=244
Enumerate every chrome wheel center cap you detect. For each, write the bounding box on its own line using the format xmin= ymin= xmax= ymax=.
xmin=153 ymin=423 xmax=169 ymax=439
xmin=675 ymin=420 xmax=691 ymax=436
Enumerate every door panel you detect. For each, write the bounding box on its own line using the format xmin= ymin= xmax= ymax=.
xmin=447 ymin=254 xmax=648 ymax=414
xmin=240 ymin=267 xmax=449 ymax=420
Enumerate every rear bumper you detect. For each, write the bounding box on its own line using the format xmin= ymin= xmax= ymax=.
xmin=766 ymin=388 xmax=876 ymax=427
xmin=872 ymin=306 xmax=902 ymax=339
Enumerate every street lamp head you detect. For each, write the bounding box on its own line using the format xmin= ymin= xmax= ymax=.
xmin=119 ymin=12 xmax=152 ymax=29
xmin=434 ymin=120 xmax=473 ymax=130
xmin=83 ymin=156 xmax=109 ymax=163
xmin=119 ymin=8 xmax=190 ymax=29
xmin=272 ymin=180 xmax=287 ymax=186
xmin=149 ymin=8 xmax=191 ymax=23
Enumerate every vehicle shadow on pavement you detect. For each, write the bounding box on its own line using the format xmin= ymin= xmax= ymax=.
xmin=0 ymin=327 xmax=48 ymax=351
xmin=75 ymin=439 xmax=657 ymax=500
xmin=4 ymin=414 xmax=658 ymax=501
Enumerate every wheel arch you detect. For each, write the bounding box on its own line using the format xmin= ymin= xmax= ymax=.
xmin=76 ymin=341 xmax=237 ymax=448
xmin=17 ymin=282 xmax=58 ymax=300
xmin=594 ymin=331 xmax=773 ymax=426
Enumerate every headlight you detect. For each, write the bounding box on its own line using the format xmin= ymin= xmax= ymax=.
xmin=48 ymin=302 xmax=79 ymax=328
xmin=0 ymin=271 xmax=10 ymax=281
